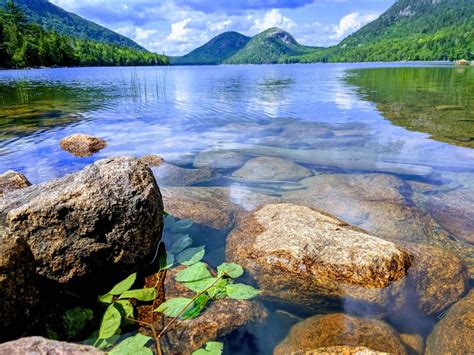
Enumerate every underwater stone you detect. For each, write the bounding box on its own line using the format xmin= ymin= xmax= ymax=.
xmin=60 ymin=133 xmax=106 ymax=157
xmin=152 ymin=163 xmax=216 ymax=186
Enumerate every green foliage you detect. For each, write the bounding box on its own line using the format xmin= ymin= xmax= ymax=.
xmin=225 ymin=284 xmax=261 ymax=300
xmin=99 ymin=304 xmax=122 ymax=339
xmin=63 ymin=307 xmax=93 ymax=341
xmin=109 ymin=334 xmax=153 ymax=355
xmin=192 ymin=341 xmax=224 ymax=355
xmin=0 ymin=2 xmax=169 ymax=69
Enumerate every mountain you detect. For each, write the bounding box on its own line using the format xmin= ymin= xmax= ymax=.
xmin=295 ymin=0 xmax=474 ymax=62
xmin=224 ymin=28 xmax=316 ymax=64
xmin=171 ymin=31 xmax=250 ymax=65
xmin=0 ymin=0 xmax=144 ymax=50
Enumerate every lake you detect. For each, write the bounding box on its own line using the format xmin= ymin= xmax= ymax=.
xmin=1 ymin=63 xmax=473 ymax=353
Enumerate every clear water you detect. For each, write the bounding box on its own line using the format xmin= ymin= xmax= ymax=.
xmin=1 ymin=63 xmax=473 ymax=353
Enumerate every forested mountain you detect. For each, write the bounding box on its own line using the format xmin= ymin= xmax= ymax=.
xmin=0 ymin=0 xmax=144 ymax=50
xmin=0 ymin=2 xmax=169 ymax=68
xmin=294 ymin=0 xmax=474 ymax=62
xmin=224 ymin=28 xmax=316 ymax=64
xmin=171 ymin=32 xmax=250 ymax=65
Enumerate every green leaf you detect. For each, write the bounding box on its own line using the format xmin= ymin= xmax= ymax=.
xmin=181 ymin=294 xmax=209 ymax=320
xmin=158 ymin=243 xmax=174 ymax=270
xmin=192 ymin=341 xmax=224 ymax=355
xmin=183 ymin=277 xmax=217 ymax=293
xmin=165 ymin=215 xmax=176 ymax=229
xmin=170 ymin=235 xmax=193 ymax=254
xmin=176 ymin=246 xmax=205 ymax=266
xmin=225 ymin=284 xmax=261 ymax=300
xmin=175 ymin=262 xmax=212 ymax=282
xmin=84 ymin=329 xmax=121 ymax=350
xmin=99 ymin=273 xmax=137 ymax=303
xmin=63 ymin=307 xmax=93 ymax=340
xmin=98 ymin=303 xmax=122 ymax=339
xmin=119 ymin=288 xmax=156 ymax=302
xmin=110 ymin=333 xmax=152 ymax=355
xmin=217 ymin=263 xmax=244 ymax=279
xmin=155 ymin=297 xmax=193 ymax=318
xmin=98 ymin=293 xmax=114 ymax=304
xmin=115 ymin=300 xmax=134 ymax=318
xmin=172 ymin=219 xmax=194 ymax=232
xmin=207 ymin=278 xmax=230 ymax=300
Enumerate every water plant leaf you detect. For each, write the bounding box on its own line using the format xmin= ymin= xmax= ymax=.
xmin=110 ymin=333 xmax=152 ymax=355
xmin=63 ymin=307 xmax=93 ymax=340
xmin=175 ymin=262 xmax=212 ymax=282
xmin=106 ymin=273 xmax=137 ymax=296
xmin=98 ymin=303 xmax=122 ymax=339
xmin=172 ymin=219 xmax=194 ymax=232
xmin=225 ymin=284 xmax=260 ymax=300
xmin=217 ymin=263 xmax=244 ymax=279
xmin=165 ymin=215 xmax=176 ymax=230
xmin=155 ymin=297 xmax=193 ymax=318
xmin=115 ymin=300 xmax=134 ymax=318
xmin=207 ymin=278 xmax=229 ymax=300
xmin=170 ymin=235 xmax=193 ymax=254
xmin=182 ymin=277 xmax=217 ymax=293
xmin=158 ymin=243 xmax=174 ymax=270
xmin=192 ymin=341 xmax=224 ymax=355
xmin=181 ymin=294 xmax=209 ymax=320
xmin=119 ymin=288 xmax=156 ymax=302
xmin=176 ymin=246 xmax=205 ymax=266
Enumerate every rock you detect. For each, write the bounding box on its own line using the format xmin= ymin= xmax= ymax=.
xmin=152 ymin=163 xmax=216 ymax=186
xmin=193 ymin=150 xmax=248 ymax=171
xmin=401 ymin=244 xmax=468 ymax=316
xmin=161 ymin=187 xmax=280 ymax=230
xmin=301 ymin=346 xmax=386 ymax=354
xmin=274 ymin=313 xmax=407 ymax=355
xmin=139 ymin=266 xmax=267 ymax=355
xmin=59 ymin=134 xmax=106 ymax=157
xmin=0 ymin=234 xmax=38 ymax=332
xmin=0 ymin=170 xmax=31 ymax=196
xmin=425 ymin=290 xmax=474 ymax=354
xmin=423 ymin=188 xmax=474 ymax=244
xmin=0 ymin=157 xmax=163 ymax=284
xmin=139 ymin=154 xmax=165 ymax=167
xmin=284 ymin=174 xmax=444 ymax=244
xmin=226 ymin=203 xmax=412 ymax=311
xmin=400 ymin=334 xmax=424 ymax=354
xmin=232 ymin=156 xmax=312 ymax=182
xmin=0 ymin=337 xmax=103 ymax=354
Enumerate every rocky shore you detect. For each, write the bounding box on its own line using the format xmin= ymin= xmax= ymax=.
xmin=0 ymin=141 xmax=472 ymax=354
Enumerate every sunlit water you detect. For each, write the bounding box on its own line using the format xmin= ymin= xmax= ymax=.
xmin=1 ymin=63 xmax=473 ymax=353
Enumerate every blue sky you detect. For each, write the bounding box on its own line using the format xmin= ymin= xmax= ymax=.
xmin=50 ymin=0 xmax=395 ymax=55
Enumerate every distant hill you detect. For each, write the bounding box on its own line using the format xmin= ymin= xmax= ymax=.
xmin=295 ymin=0 xmax=474 ymax=62
xmin=171 ymin=32 xmax=250 ymax=65
xmin=224 ymin=28 xmax=316 ymax=64
xmin=0 ymin=0 xmax=145 ymax=50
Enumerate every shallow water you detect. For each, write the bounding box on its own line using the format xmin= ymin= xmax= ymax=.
xmin=1 ymin=63 xmax=473 ymax=353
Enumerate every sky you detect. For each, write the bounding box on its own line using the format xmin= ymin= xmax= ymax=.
xmin=50 ymin=0 xmax=396 ymax=56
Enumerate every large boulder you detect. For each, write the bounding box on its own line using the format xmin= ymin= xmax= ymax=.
xmin=161 ymin=187 xmax=280 ymax=230
xmin=59 ymin=134 xmax=106 ymax=157
xmin=274 ymin=313 xmax=408 ymax=355
xmin=226 ymin=203 xmax=412 ymax=312
xmin=0 ymin=170 xmax=31 ymax=196
xmin=425 ymin=290 xmax=474 ymax=354
xmin=0 ymin=337 xmax=102 ymax=354
xmin=284 ymin=173 xmax=443 ymax=244
xmin=0 ymin=157 xmax=163 ymax=284
xmin=232 ymin=156 xmax=312 ymax=182
xmin=138 ymin=266 xmax=267 ymax=355
xmin=0 ymin=234 xmax=38 ymax=333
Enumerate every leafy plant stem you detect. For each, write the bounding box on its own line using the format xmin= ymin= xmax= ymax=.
xmin=126 ymin=317 xmax=162 ymax=355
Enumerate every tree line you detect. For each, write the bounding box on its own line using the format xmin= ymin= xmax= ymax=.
xmin=0 ymin=2 xmax=169 ymax=69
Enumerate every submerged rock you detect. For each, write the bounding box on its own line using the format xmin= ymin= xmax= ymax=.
xmin=0 ymin=157 xmax=163 ymax=284
xmin=139 ymin=266 xmax=267 ymax=355
xmin=60 ymin=133 xmax=106 ymax=157
xmin=274 ymin=313 xmax=407 ymax=355
xmin=400 ymin=333 xmax=424 ymax=355
xmin=226 ymin=203 xmax=412 ymax=311
xmin=301 ymin=346 xmax=387 ymax=354
xmin=152 ymin=163 xmax=216 ymax=186
xmin=0 ymin=234 xmax=38 ymax=333
xmin=425 ymin=290 xmax=474 ymax=355
xmin=0 ymin=336 xmax=102 ymax=354
xmin=0 ymin=170 xmax=31 ymax=196
xmin=285 ymin=173 xmax=443 ymax=244
xmin=139 ymin=154 xmax=165 ymax=167
xmin=232 ymin=156 xmax=312 ymax=182
xmin=161 ymin=187 xmax=280 ymax=230
xmin=193 ymin=150 xmax=248 ymax=171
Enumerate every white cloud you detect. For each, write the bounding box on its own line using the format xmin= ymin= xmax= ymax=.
xmin=330 ymin=12 xmax=378 ymax=40
xmin=251 ymin=9 xmax=296 ymax=33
